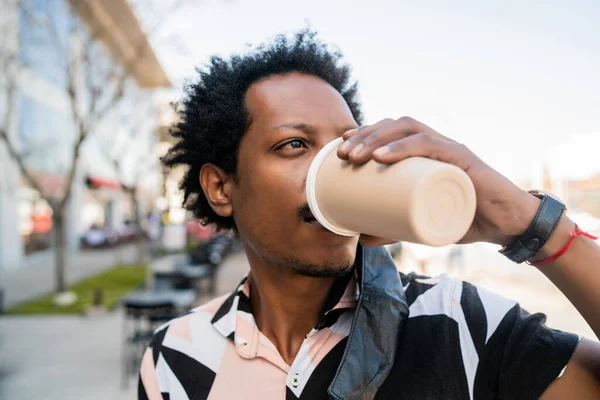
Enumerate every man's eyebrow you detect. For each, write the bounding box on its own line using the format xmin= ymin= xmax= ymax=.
xmin=274 ymin=123 xmax=318 ymax=134
xmin=274 ymin=123 xmax=358 ymax=134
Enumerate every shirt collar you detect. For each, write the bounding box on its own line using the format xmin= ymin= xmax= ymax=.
xmin=210 ymin=269 xmax=360 ymax=342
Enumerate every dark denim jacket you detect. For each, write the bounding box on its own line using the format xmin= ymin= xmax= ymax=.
xmin=328 ymin=245 xmax=409 ymax=400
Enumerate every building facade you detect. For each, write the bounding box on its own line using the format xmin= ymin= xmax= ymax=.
xmin=0 ymin=0 xmax=170 ymax=272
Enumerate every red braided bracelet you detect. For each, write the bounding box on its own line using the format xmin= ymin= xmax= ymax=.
xmin=527 ymin=224 xmax=598 ymax=267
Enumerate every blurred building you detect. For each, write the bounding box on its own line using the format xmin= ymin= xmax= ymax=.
xmin=528 ymin=163 xmax=600 ymax=231
xmin=565 ymin=176 xmax=600 ymax=219
xmin=155 ymin=97 xmax=188 ymax=251
xmin=0 ymin=0 xmax=171 ymax=271
xmin=535 ymin=163 xmax=600 ymax=218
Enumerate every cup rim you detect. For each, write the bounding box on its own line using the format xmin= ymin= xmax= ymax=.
xmin=305 ymin=137 xmax=360 ymax=237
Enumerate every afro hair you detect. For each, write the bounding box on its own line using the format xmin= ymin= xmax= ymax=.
xmin=163 ymin=28 xmax=363 ymax=231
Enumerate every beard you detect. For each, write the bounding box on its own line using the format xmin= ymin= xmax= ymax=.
xmin=279 ymin=254 xmax=355 ymax=278
xmin=242 ymin=215 xmax=359 ymax=278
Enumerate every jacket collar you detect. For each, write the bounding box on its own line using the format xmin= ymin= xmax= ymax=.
xmin=209 ymin=244 xmax=408 ymax=399
xmin=328 ymin=245 xmax=409 ymax=400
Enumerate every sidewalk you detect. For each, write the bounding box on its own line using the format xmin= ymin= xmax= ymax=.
xmin=0 ymin=250 xmax=250 ymax=400
xmin=1 ymin=244 xmax=140 ymax=309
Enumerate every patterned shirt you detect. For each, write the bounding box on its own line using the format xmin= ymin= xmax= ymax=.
xmin=139 ymin=272 xmax=579 ymax=399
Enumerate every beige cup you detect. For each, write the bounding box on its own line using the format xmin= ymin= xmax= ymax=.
xmin=306 ymin=137 xmax=477 ymax=247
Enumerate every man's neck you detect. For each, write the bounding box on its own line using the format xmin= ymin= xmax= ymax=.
xmin=247 ymin=262 xmax=337 ymax=366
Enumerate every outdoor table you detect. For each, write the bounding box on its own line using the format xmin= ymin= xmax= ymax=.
xmin=177 ymin=264 xmax=212 ymax=279
xmin=123 ymin=288 xmax=196 ymax=310
xmin=121 ymin=289 xmax=195 ymax=387
xmin=153 ymin=264 xmax=214 ymax=293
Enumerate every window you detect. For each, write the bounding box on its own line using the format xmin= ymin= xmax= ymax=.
xmin=19 ymin=93 xmax=74 ymax=175
xmin=18 ymin=0 xmax=71 ymax=89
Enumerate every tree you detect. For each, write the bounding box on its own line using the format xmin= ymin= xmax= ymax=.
xmin=99 ymin=0 xmax=194 ymax=265
xmin=99 ymin=94 xmax=162 ymax=265
xmin=0 ymin=0 xmax=178 ymax=296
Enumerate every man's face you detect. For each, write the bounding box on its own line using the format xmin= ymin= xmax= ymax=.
xmin=230 ymin=72 xmax=360 ymax=277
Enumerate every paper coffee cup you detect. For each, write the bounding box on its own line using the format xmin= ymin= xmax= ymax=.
xmin=306 ymin=137 xmax=477 ymax=247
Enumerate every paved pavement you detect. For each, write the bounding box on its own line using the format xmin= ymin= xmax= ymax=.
xmin=0 ymin=250 xmax=250 ymax=400
xmin=0 ymin=244 xmax=595 ymax=400
xmin=1 ymin=244 xmax=141 ymax=309
xmin=0 ymin=312 xmax=133 ymax=400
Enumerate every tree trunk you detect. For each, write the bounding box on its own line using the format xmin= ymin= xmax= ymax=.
xmin=129 ymin=189 xmax=146 ymax=265
xmin=53 ymin=211 xmax=67 ymax=293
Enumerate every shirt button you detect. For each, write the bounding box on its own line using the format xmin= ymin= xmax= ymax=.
xmin=291 ymin=373 xmax=300 ymax=388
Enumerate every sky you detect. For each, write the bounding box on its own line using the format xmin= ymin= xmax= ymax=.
xmin=151 ymin=0 xmax=600 ymax=184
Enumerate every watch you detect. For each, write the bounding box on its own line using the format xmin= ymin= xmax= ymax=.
xmin=498 ymin=190 xmax=566 ymax=263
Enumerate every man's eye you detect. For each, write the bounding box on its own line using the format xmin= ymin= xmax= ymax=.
xmin=280 ymin=139 xmax=307 ymax=149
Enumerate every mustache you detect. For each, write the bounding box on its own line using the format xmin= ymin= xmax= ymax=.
xmin=297 ymin=203 xmax=314 ymax=219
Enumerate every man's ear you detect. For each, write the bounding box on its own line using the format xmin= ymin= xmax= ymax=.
xmin=199 ymin=163 xmax=234 ymax=218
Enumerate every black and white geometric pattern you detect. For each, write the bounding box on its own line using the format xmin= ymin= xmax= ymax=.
xmin=140 ymin=272 xmax=580 ymax=399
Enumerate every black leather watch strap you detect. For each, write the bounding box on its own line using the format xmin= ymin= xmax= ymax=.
xmin=499 ymin=193 xmax=566 ymax=263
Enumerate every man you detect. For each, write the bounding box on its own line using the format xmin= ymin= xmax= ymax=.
xmin=139 ymin=30 xmax=600 ymax=399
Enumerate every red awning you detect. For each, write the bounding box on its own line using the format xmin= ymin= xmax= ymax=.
xmin=86 ymin=176 xmax=122 ymax=189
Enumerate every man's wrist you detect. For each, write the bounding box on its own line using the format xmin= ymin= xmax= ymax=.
xmin=529 ymin=214 xmax=576 ymax=264
xmin=498 ymin=190 xmax=568 ymax=263
xmin=497 ymin=191 xmax=541 ymax=246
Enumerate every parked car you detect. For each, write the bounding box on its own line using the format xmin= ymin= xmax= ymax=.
xmin=118 ymin=220 xmax=138 ymax=243
xmin=80 ymin=225 xmax=119 ymax=248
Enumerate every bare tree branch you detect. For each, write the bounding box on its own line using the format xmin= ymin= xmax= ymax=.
xmin=100 ymin=137 xmax=125 ymax=180
xmin=89 ymin=72 xmax=126 ymax=122
xmin=0 ymin=27 xmax=50 ymax=200
xmin=83 ymin=37 xmax=101 ymax=115
xmin=0 ymin=131 xmax=48 ymax=200
xmin=18 ymin=0 xmax=70 ymax=63
xmin=0 ymin=0 xmax=195 ymax=291
xmin=133 ymin=155 xmax=159 ymax=184
xmin=0 ymin=82 xmax=47 ymax=200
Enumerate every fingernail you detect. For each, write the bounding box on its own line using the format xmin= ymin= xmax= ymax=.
xmin=349 ymin=143 xmax=364 ymax=158
xmin=342 ymin=129 xmax=358 ymax=140
xmin=373 ymin=146 xmax=390 ymax=158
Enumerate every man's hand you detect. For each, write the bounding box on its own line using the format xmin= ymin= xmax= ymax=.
xmin=337 ymin=117 xmax=540 ymax=246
